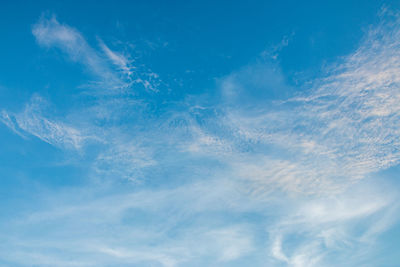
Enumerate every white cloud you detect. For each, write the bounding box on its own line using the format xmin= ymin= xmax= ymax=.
xmin=184 ymin=11 xmax=400 ymax=195
xmin=0 ymin=178 xmax=259 ymax=267
xmin=1 ymin=95 xmax=88 ymax=150
xmin=0 ymin=109 xmax=27 ymax=138
xmin=99 ymin=41 xmax=132 ymax=75
xmin=2 ymin=10 xmax=400 ymax=267
xmin=267 ymin=180 xmax=398 ymax=267
xmin=98 ymin=40 xmax=161 ymax=92
xmin=93 ymin=141 xmax=156 ymax=182
xmin=32 ymin=16 xmax=118 ymax=86
xmin=32 ymin=15 xmax=161 ymax=92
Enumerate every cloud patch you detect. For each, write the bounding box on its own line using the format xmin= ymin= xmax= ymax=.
xmin=1 ymin=95 xmax=88 ymax=150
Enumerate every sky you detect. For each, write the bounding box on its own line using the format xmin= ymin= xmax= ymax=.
xmin=1 ymin=1 xmax=400 ymax=266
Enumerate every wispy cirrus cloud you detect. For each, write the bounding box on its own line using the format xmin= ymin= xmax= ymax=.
xmin=2 ymin=9 xmax=400 ymax=267
xmin=32 ymin=16 xmax=124 ymax=90
xmin=0 ymin=170 xmax=396 ymax=267
xmin=98 ymin=40 xmax=161 ymax=92
xmin=32 ymin=15 xmax=161 ymax=92
xmin=187 ymin=10 xmax=400 ymax=195
xmin=0 ymin=15 xmax=163 ymax=181
xmin=20 ymin=9 xmax=400 ymax=200
xmin=267 ymin=180 xmax=399 ymax=267
xmin=1 ymin=95 xmax=89 ymax=150
xmin=0 ymin=178 xmax=259 ymax=267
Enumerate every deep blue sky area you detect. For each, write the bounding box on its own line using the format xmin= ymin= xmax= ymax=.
xmin=0 ymin=1 xmax=390 ymax=94
xmin=1 ymin=1 xmax=400 ymax=266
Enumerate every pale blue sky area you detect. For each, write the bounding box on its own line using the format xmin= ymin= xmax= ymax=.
xmin=1 ymin=1 xmax=400 ymax=266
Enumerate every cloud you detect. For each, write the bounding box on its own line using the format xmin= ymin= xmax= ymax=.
xmin=32 ymin=16 xmax=122 ymax=89
xmin=1 ymin=95 xmax=89 ymax=150
xmin=2 ymin=10 xmax=400 ymax=267
xmin=0 ymin=109 xmax=27 ymax=138
xmin=0 ymin=179 xmax=259 ymax=267
xmin=1 ymin=172 xmax=396 ymax=267
xmin=32 ymin=15 xmax=161 ymax=92
xmin=267 ymin=180 xmax=399 ymax=267
xmin=93 ymin=141 xmax=156 ymax=181
xmin=185 ymin=10 xmax=400 ymax=195
xmin=98 ymin=40 xmax=161 ymax=92
xmin=99 ymin=40 xmax=132 ymax=75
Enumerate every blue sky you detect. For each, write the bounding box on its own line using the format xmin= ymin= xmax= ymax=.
xmin=1 ymin=1 xmax=400 ymax=266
